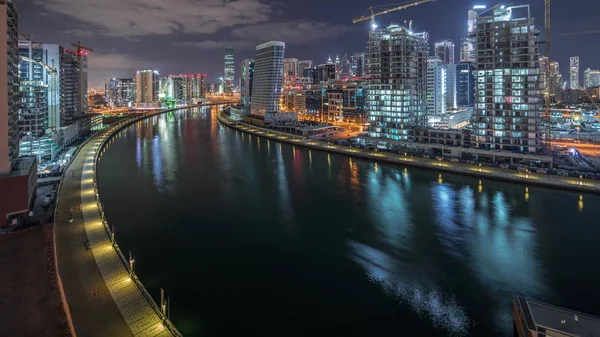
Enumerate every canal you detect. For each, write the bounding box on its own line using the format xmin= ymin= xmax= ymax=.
xmin=97 ymin=106 xmax=600 ymax=336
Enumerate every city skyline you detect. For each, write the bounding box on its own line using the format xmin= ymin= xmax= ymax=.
xmin=19 ymin=0 xmax=600 ymax=88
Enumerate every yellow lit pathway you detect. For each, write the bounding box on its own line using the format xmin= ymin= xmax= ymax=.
xmin=81 ymin=128 xmax=175 ymax=336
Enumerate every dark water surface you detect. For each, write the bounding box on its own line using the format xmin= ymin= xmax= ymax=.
xmin=97 ymin=107 xmax=600 ymax=336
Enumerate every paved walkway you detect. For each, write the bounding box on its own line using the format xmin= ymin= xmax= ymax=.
xmin=55 ymin=128 xmax=133 ymax=337
xmin=218 ymin=113 xmax=600 ymax=194
xmin=56 ymin=123 xmax=176 ymax=337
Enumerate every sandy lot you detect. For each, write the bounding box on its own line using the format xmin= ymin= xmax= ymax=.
xmin=0 ymin=225 xmax=71 ymax=337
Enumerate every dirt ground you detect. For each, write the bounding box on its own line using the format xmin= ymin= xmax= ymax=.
xmin=0 ymin=225 xmax=71 ymax=337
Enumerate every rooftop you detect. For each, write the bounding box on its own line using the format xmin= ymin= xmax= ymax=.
xmin=518 ymin=297 xmax=600 ymax=336
xmin=0 ymin=156 xmax=36 ymax=179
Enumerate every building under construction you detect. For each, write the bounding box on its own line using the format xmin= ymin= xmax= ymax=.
xmin=366 ymin=24 xmax=429 ymax=140
xmin=472 ymin=5 xmax=542 ymax=153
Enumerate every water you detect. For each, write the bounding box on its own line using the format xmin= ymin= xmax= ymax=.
xmin=97 ymin=106 xmax=600 ymax=336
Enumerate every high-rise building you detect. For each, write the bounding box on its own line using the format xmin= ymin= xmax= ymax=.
xmin=250 ymin=41 xmax=285 ymax=116
xmin=283 ymin=58 xmax=298 ymax=85
xmin=446 ymin=63 xmax=457 ymax=110
xmin=317 ymin=63 xmax=336 ymax=83
xmin=224 ymin=46 xmax=235 ymax=92
xmin=338 ymin=54 xmax=352 ymax=79
xmin=105 ymin=78 xmax=136 ymax=106
xmin=472 ymin=5 xmax=541 ymax=153
xmin=135 ymin=70 xmax=159 ymax=103
xmin=456 ymin=61 xmax=475 ymax=107
xmin=61 ymin=50 xmax=87 ymax=127
xmin=350 ymin=53 xmax=365 ymax=77
xmin=539 ymin=56 xmax=561 ymax=100
xmin=570 ymin=57 xmax=580 ymax=89
xmin=584 ymin=68 xmax=600 ymax=88
xmin=297 ymin=60 xmax=312 ymax=78
xmin=303 ymin=66 xmax=317 ymax=84
xmin=427 ymin=56 xmax=447 ymax=116
xmin=240 ymin=58 xmax=254 ymax=110
xmin=41 ymin=44 xmax=61 ymax=129
xmin=17 ymin=42 xmax=63 ymax=135
xmin=18 ymin=41 xmax=48 ymax=138
xmin=366 ymin=24 xmax=429 ymax=140
xmin=460 ymin=7 xmax=486 ymax=62
xmin=435 ymin=39 xmax=455 ymax=64
xmin=0 ymin=0 xmax=19 ymax=174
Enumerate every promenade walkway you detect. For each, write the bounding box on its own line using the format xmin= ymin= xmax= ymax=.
xmin=217 ymin=112 xmax=600 ymax=194
xmin=56 ymin=121 xmax=177 ymax=337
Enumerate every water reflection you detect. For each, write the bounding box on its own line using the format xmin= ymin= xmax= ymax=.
xmin=97 ymin=108 xmax=600 ymax=337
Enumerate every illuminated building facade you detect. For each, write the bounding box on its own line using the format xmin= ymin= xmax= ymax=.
xmin=1 ymin=0 xmax=19 ymax=174
xmin=456 ymin=61 xmax=475 ymax=107
xmin=240 ymin=58 xmax=254 ymax=110
xmin=105 ymin=78 xmax=135 ymax=107
xmin=135 ymin=70 xmax=159 ymax=103
xmin=584 ymin=68 xmax=600 ymax=89
xmin=366 ymin=24 xmax=429 ymax=140
xmin=435 ymin=39 xmax=455 ymax=64
xmin=472 ymin=5 xmax=542 ymax=153
xmin=570 ymin=57 xmax=579 ymax=89
xmin=224 ymin=46 xmax=235 ymax=92
xmin=427 ymin=56 xmax=447 ymax=116
xmin=250 ymin=41 xmax=285 ymax=116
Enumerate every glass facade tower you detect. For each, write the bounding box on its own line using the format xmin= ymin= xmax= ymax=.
xmin=366 ymin=25 xmax=429 ymax=140
xmin=472 ymin=5 xmax=541 ymax=153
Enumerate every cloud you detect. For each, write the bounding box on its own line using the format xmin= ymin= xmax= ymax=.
xmin=88 ymin=53 xmax=159 ymax=71
xmin=559 ymin=29 xmax=600 ymax=37
xmin=172 ymin=40 xmax=255 ymax=50
xmin=35 ymin=0 xmax=272 ymax=38
xmin=231 ymin=20 xmax=356 ymax=45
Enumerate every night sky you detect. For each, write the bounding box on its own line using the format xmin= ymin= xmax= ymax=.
xmin=18 ymin=0 xmax=600 ymax=88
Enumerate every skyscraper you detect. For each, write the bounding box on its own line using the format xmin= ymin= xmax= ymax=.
xmin=135 ymin=70 xmax=159 ymax=103
xmin=460 ymin=6 xmax=486 ymax=62
xmin=283 ymin=58 xmax=298 ymax=85
xmin=434 ymin=39 xmax=455 ymax=64
xmin=317 ymin=63 xmax=336 ymax=83
xmin=240 ymin=58 xmax=254 ymax=110
xmin=18 ymin=41 xmax=48 ymax=138
xmin=446 ymin=63 xmax=457 ymax=110
xmin=584 ymin=68 xmax=600 ymax=88
xmin=61 ymin=50 xmax=86 ymax=127
xmin=366 ymin=24 xmax=429 ymax=140
xmin=472 ymin=5 xmax=541 ymax=153
xmin=570 ymin=57 xmax=580 ymax=89
xmin=539 ymin=56 xmax=561 ymax=100
xmin=224 ymin=46 xmax=235 ymax=92
xmin=0 ymin=0 xmax=19 ymax=174
xmin=350 ymin=53 xmax=365 ymax=77
xmin=250 ymin=41 xmax=285 ymax=116
xmin=456 ymin=61 xmax=475 ymax=107
xmin=105 ymin=78 xmax=135 ymax=107
xmin=297 ymin=60 xmax=313 ymax=78
xmin=426 ymin=56 xmax=447 ymax=116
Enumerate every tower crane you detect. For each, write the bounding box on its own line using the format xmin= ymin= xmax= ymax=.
xmin=71 ymin=40 xmax=94 ymax=55
xmin=352 ymin=0 xmax=434 ymax=29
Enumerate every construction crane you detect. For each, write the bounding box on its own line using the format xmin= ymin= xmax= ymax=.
xmin=19 ymin=56 xmax=60 ymax=132
xmin=352 ymin=0 xmax=434 ymax=29
xmin=71 ymin=40 xmax=94 ymax=55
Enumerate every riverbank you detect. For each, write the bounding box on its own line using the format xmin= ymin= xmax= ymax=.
xmin=217 ymin=112 xmax=600 ymax=194
xmin=54 ymin=109 xmax=203 ymax=337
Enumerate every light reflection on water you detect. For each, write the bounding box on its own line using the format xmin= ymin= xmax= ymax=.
xmin=98 ymin=107 xmax=600 ymax=337
xmin=348 ymin=240 xmax=469 ymax=334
